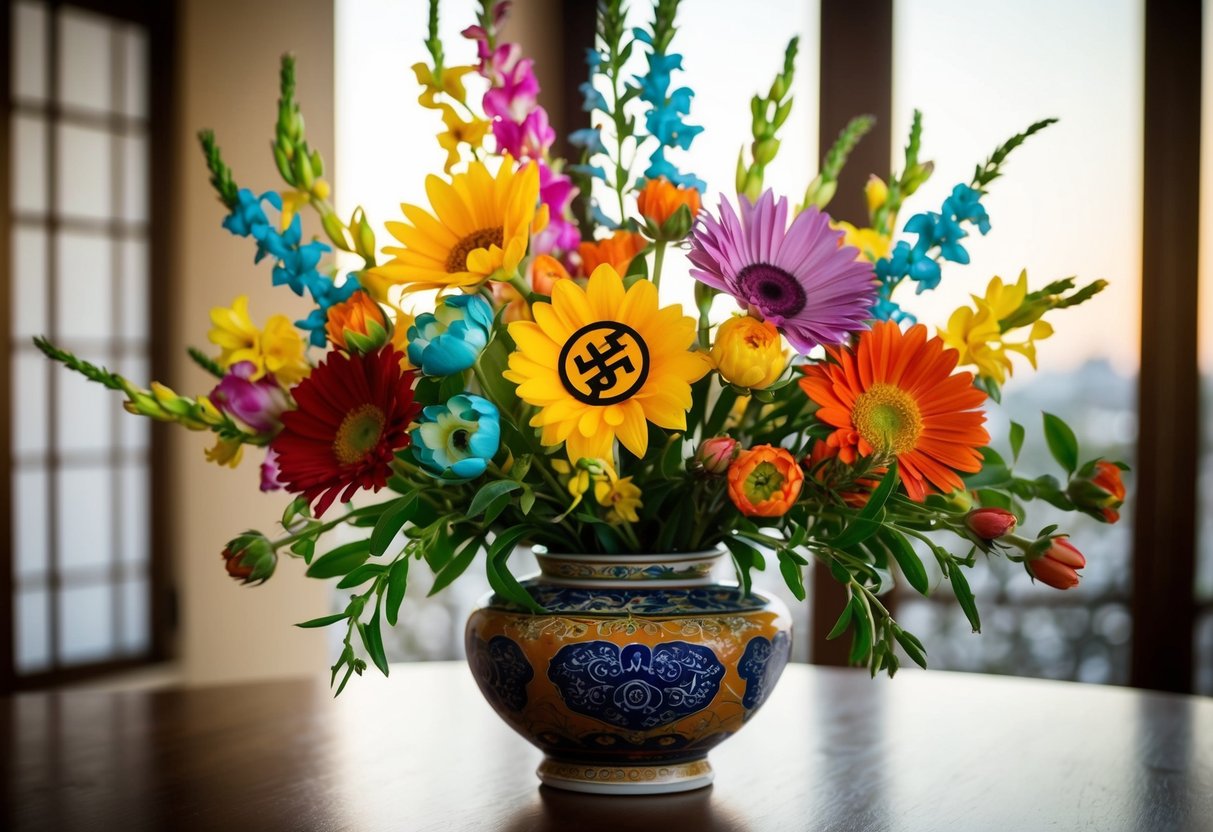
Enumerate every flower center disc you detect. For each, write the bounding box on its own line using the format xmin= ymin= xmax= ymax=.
xmin=333 ymin=403 xmax=387 ymax=465
xmin=744 ymin=461 xmax=786 ymax=501
xmin=446 ymin=227 xmax=504 ymax=273
xmin=557 ymin=321 xmax=651 ymax=406
xmin=736 ymin=263 xmax=807 ymax=319
xmin=852 ymin=383 xmax=923 ymax=456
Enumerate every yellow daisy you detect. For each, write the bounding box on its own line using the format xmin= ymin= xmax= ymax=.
xmin=368 ymin=156 xmax=546 ymax=294
xmin=504 ymin=265 xmax=710 ymax=462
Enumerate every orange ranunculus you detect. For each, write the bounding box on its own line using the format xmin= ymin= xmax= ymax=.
xmin=727 ymin=444 xmax=804 ymax=517
xmin=325 ymin=291 xmax=390 ymax=353
xmin=530 ymin=253 xmax=571 ymax=296
xmin=492 ymin=254 xmax=572 ymax=323
xmin=637 ymin=177 xmax=701 ymax=238
xmin=577 ymin=230 xmax=646 ymax=277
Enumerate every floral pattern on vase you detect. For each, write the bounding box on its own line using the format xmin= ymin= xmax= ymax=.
xmin=738 ymin=631 xmax=791 ymax=711
xmin=547 ymin=641 xmax=725 ymax=730
xmin=468 ymin=634 xmax=533 ymax=712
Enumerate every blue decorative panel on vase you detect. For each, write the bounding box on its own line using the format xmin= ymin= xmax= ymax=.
xmin=469 ymin=635 xmax=533 ymax=712
xmin=547 ymin=641 xmax=725 ymax=730
xmin=738 ymin=632 xmax=791 ymax=711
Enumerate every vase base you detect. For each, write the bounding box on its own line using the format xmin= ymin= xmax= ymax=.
xmin=537 ymin=757 xmax=714 ymax=795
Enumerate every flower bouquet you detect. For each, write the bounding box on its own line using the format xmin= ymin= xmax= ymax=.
xmin=39 ymin=0 xmax=1127 ymax=704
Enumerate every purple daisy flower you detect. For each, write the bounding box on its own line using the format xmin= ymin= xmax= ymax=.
xmin=688 ymin=190 xmax=877 ymax=353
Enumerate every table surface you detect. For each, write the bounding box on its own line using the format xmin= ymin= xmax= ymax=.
xmin=4 ymin=663 xmax=1212 ymax=832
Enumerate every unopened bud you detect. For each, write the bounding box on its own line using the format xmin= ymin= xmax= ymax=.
xmin=694 ymin=436 xmax=740 ymax=476
xmin=965 ymin=507 xmax=1017 ymax=540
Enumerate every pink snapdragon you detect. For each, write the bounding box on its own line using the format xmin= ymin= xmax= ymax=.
xmin=463 ymin=8 xmax=577 ymax=255
xmin=209 ymin=361 xmax=290 ymax=434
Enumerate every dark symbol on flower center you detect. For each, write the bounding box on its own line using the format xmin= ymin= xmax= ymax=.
xmin=558 ymin=322 xmax=650 ymax=406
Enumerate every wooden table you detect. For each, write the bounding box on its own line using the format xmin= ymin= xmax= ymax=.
xmin=4 ymin=663 xmax=1212 ymax=831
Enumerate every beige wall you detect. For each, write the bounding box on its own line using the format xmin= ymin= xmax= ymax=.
xmin=170 ymin=0 xmax=334 ymax=686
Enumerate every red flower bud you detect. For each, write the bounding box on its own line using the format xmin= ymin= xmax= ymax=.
xmin=220 ymin=532 xmax=276 ymax=585
xmin=965 ymin=507 xmax=1017 ymax=540
xmin=1067 ymin=460 xmax=1127 ymax=523
xmin=695 ymin=436 xmax=740 ymax=475
xmin=1027 ymin=538 xmax=1086 ymax=590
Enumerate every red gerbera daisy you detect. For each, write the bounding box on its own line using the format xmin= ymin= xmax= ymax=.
xmin=273 ymin=345 xmax=420 ymax=516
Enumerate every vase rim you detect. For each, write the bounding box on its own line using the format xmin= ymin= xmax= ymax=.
xmin=530 ymin=544 xmax=726 ymax=563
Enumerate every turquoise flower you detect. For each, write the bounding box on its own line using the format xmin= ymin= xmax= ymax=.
xmin=407 ymin=294 xmax=494 ymax=376
xmin=411 ymin=394 xmax=500 ymax=481
xmin=872 ymin=183 xmax=991 ymax=320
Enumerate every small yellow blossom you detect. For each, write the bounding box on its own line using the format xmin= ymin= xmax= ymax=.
xmin=436 ymin=104 xmax=491 ymax=173
xmin=711 ymin=315 xmax=787 ymax=390
xmin=412 ymin=63 xmax=475 ymax=110
xmin=939 ymin=271 xmax=1054 ymax=386
xmin=835 ymin=221 xmax=892 ymax=263
xmin=208 ymin=295 xmax=311 ymax=387
xmin=204 ymin=436 xmax=244 ymax=468
xmin=594 ymin=475 xmax=643 ymax=524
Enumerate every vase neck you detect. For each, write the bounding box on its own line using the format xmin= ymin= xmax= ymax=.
xmin=531 ymin=548 xmax=725 ymax=589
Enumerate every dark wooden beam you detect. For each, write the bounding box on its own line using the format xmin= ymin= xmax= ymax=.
xmin=812 ymin=0 xmax=892 ymax=666
xmin=1 ymin=0 xmax=17 ymax=694
xmin=1130 ymin=0 xmax=1202 ymax=693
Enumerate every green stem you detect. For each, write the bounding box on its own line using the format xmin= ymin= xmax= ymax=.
xmin=651 ymin=241 xmax=667 ymax=292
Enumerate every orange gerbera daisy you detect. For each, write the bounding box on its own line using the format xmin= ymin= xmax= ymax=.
xmin=798 ymin=321 xmax=989 ymax=501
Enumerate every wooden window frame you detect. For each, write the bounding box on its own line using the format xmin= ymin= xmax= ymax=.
xmin=813 ymin=0 xmax=1204 ymax=693
xmin=1 ymin=0 xmax=176 ymax=693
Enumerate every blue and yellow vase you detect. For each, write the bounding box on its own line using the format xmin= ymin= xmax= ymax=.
xmin=465 ymin=546 xmax=792 ymax=795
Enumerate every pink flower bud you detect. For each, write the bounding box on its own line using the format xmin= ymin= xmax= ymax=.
xmin=965 ymin=507 xmax=1017 ymax=540
xmin=696 ymin=436 xmax=739 ymax=475
xmin=1028 ymin=538 xmax=1086 ymax=590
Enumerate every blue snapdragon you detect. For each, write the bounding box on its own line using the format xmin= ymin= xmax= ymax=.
xmin=222 ymin=187 xmax=345 ymax=347
xmin=407 ymin=294 xmax=494 ymax=376
xmin=631 ymin=28 xmax=705 ymax=192
xmin=411 ymin=394 xmax=501 ymax=482
xmin=222 ymin=188 xmax=279 ymax=239
xmin=872 ymin=183 xmax=991 ymax=321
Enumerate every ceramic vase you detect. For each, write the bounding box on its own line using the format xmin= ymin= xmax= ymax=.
xmin=465 ymin=546 xmax=792 ymax=795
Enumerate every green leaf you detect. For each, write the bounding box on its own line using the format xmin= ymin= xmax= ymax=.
xmin=295 ymin=612 xmax=349 ymax=629
xmin=848 ymin=594 xmax=874 ymax=665
xmin=429 ymin=537 xmax=482 ymax=596
xmin=721 ymin=536 xmax=759 ymax=595
xmin=894 ymin=628 xmax=928 ymax=670
xmin=1042 ymin=412 xmax=1079 ymax=474
xmin=291 ymin=536 xmax=316 ymax=563
xmin=826 ymin=595 xmax=853 ymax=640
xmin=487 ymin=543 xmax=543 ymax=613
xmin=385 ymin=557 xmax=409 ymax=626
xmin=831 ymin=462 xmax=899 ymax=549
xmin=778 ymin=550 xmax=806 ymax=601
xmin=949 ymin=567 xmax=982 ymax=633
xmin=468 ymin=480 xmax=521 ymax=519
xmin=1008 ymin=421 xmax=1025 ymax=463
xmin=658 ymin=435 xmax=685 ymax=479
xmin=370 ymin=494 xmax=419 ymax=557
xmin=881 ymin=530 xmax=929 ymax=595
xmin=306 ymin=539 xmax=371 ymax=579
xmin=336 ymin=562 xmax=388 ymax=589
xmin=488 ymin=525 xmax=532 ymax=560
xmin=360 ymin=603 xmax=390 ymax=677
xmin=519 ymin=485 xmax=536 ymax=515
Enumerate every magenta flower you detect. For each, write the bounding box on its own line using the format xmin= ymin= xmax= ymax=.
xmin=260 ymin=448 xmax=284 ymax=492
xmin=534 ymin=161 xmax=579 ymax=254
xmin=688 ymin=191 xmax=877 ymax=353
xmin=209 ymin=361 xmax=290 ymax=433
xmin=493 ymin=108 xmax=555 ymax=161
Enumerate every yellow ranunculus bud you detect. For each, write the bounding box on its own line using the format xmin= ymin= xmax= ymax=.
xmin=711 ymin=315 xmax=787 ymax=390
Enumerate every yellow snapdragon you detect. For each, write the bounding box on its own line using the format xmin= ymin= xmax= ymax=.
xmin=208 ymin=295 xmax=311 ymax=386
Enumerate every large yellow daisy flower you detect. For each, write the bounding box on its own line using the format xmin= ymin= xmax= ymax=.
xmin=368 ymin=156 xmax=546 ymax=294
xmin=505 ymin=265 xmax=710 ymax=462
